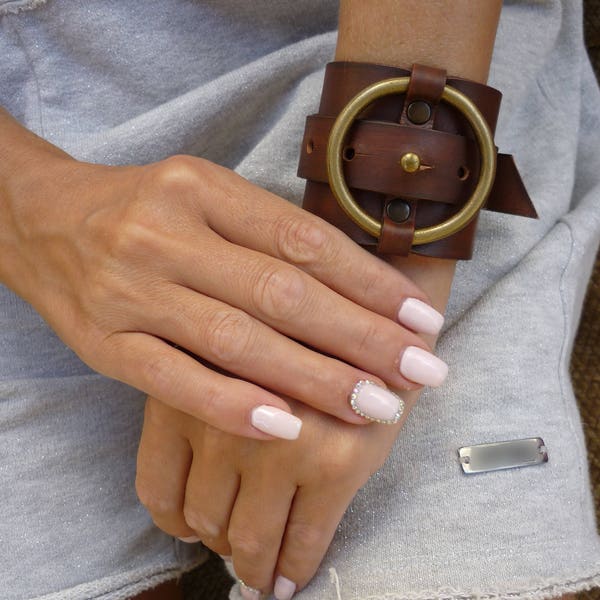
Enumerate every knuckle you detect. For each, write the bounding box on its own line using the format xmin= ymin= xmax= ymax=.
xmin=139 ymin=351 xmax=181 ymax=397
xmin=132 ymin=156 xmax=206 ymax=228
xmin=137 ymin=352 xmax=189 ymax=401
xmin=203 ymin=309 xmax=256 ymax=366
xmin=317 ymin=438 xmax=362 ymax=482
xmin=183 ymin=506 xmax=222 ymax=540
xmin=182 ymin=506 xmax=201 ymax=531
xmin=317 ymin=457 xmax=349 ymax=482
xmin=251 ymin=263 xmax=308 ymax=321
xmin=136 ymin=480 xmax=179 ymax=518
xmin=356 ymin=263 xmax=383 ymax=304
xmin=286 ymin=521 xmax=324 ymax=551
xmin=149 ymin=155 xmax=203 ymax=197
xmin=106 ymin=157 xmax=206 ymax=260
xmin=228 ymin=530 xmax=267 ymax=563
xmin=191 ymin=382 xmax=226 ymax=424
xmin=355 ymin=319 xmax=383 ymax=355
xmin=273 ymin=214 xmax=332 ymax=266
xmin=278 ymin=522 xmax=330 ymax=590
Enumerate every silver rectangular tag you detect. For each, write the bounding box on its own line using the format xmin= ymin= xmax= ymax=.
xmin=458 ymin=437 xmax=548 ymax=474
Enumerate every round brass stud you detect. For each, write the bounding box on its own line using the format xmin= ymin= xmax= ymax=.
xmin=326 ymin=77 xmax=496 ymax=244
xmin=400 ymin=152 xmax=421 ymax=173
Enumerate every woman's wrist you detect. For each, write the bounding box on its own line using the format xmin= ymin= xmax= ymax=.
xmin=332 ymin=0 xmax=503 ymax=315
xmin=0 ymin=108 xmax=74 ymax=292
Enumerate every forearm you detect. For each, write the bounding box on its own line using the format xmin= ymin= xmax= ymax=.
xmin=336 ymin=0 xmax=502 ymax=85
xmin=334 ymin=0 xmax=503 ymax=316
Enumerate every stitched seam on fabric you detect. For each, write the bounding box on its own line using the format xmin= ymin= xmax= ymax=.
xmin=33 ymin=570 xmax=179 ymax=600
xmin=0 ymin=0 xmax=47 ymax=17
xmin=556 ymin=219 xmax=589 ymax=534
xmin=556 ymin=27 xmax=592 ymax=533
xmin=87 ymin=571 xmax=179 ymax=600
xmin=7 ymin=18 xmax=44 ymax=136
xmin=32 ymin=558 xmax=203 ymax=600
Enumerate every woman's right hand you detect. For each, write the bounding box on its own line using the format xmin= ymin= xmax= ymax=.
xmin=0 ymin=116 xmax=447 ymax=438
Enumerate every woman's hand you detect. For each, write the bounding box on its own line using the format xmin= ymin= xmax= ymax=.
xmin=136 ymin=393 xmax=413 ymax=599
xmin=0 ymin=111 xmax=447 ymax=438
xmin=133 ymin=204 xmax=454 ymax=598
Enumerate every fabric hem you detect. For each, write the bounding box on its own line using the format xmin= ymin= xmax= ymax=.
xmin=32 ymin=555 xmax=205 ymax=600
xmin=333 ymin=568 xmax=600 ymax=600
xmin=0 ymin=0 xmax=47 ymax=17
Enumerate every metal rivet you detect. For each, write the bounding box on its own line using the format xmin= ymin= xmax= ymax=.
xmin=386 ymin=199 xmax=411 ymax=223
xmin=400 ymin=152 xmax=421 ymax=173
xmin=407 ymin=100 xmax=432 ymax=125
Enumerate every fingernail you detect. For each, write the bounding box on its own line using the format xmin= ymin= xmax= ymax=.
xmin=239 ymin=580 xmax=261 ymax=600
xmin=400 ymin=346 xmax=448 ymax=387
xmin=398 ymin=298 xmax=444 ymax=335
xmin=178 ymin=536 xmax=201 ymax=543
xmin=274 ymin=575 xmax=296 ymax=600
xmin=349 ymin=380 xmax=404 ymax=424
xmin=251 ymin=405 xmax=302 ymax=440
xmin=219 ymin=554 xmax=232 ymax=563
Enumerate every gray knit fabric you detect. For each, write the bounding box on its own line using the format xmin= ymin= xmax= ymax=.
xmin=0 ymin=1 xmax=599 ymax=599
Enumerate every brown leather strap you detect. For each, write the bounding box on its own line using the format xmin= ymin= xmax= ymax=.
xmin=298 ymin=61 xmax=536 ymax=259
xmin=398 ymin=63 xmax=445 ymax=130
xmin=378 ymin=197 xmax=417 ymax=254
xmin=298 ymin=115 xmax=536 ymax=216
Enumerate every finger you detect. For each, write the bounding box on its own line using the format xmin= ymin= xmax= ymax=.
xmin=273 ymin=484 xmax=355 ymax=598
xmin=227 ymin=470 xmax=297 ymax=594
xmin=183 ymin=430 xmax=240 ymax=557
xmin=100 ymin=331 xmax=302 ymax=440
xmin=196 ymin=162 xmax=444 ymax=334
xmin=144 ymin=284 xmax=406 ymax=425
xmin=135 ymin=396 xmax=195 ymax=539
xmin=168 ymin=232 xmax=448 ymax=391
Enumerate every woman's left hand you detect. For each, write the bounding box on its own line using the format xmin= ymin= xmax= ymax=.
xmin=136 ymin=392 xmax=414 ymax=599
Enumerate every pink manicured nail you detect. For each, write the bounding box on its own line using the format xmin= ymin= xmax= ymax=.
xmin=349 ymin=380 xmax=403 ymax=424
xmin=239 ymin=581 xmax=260 ymax=600
xmin=178 ymin=536 xmax=201 ymax=543
xmin=398 ymin=298 xmax=444 ymax=335
xmin=400 ymin=346 xmax=448 ymax=387
xmin=274 ymin=575 xmax=296 ymax=600
xmin=251 ymin=405 xmax=302 ymax=440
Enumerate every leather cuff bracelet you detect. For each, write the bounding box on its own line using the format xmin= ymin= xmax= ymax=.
xmin=297 ymin=62 xmax=537 ymax=259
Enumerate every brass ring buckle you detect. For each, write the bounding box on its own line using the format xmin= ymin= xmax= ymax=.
xmin=326 ymin=77 xmax=497 ymax=245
